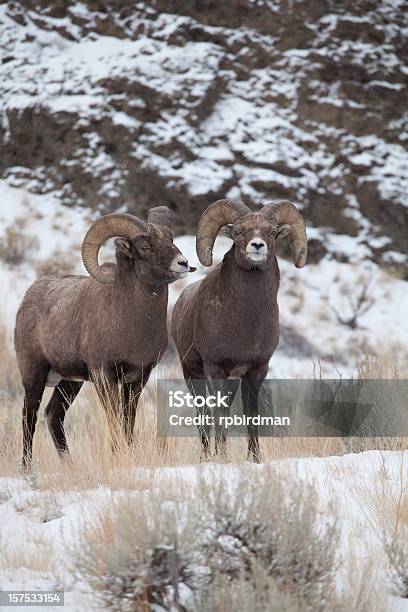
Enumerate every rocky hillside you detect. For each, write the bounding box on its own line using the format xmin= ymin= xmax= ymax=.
xmin=1 ymin=0 xmax=407 ymax=274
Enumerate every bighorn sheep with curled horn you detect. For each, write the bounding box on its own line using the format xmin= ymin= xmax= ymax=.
xmin=15 ymin=207 xmax=195 ymax=470
xmin=171 ymin=199 xmax=307 ymax=462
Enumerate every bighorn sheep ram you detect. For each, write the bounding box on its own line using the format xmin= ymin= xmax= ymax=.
xmin=15 ymin=207 xmax=194 ymax=470
xmin=171 ymin=199 xmax=307 ymax=462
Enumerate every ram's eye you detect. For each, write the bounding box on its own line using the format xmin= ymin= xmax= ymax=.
xmin=139 ymin=244 xmax=150 ymax=252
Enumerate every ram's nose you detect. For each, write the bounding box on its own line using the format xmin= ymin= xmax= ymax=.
xmin=170 ymin=255 xmax=196 ymax=276
xmin=245 ymin=238 xmax=268 ymax=262
xmin=250 ymin=241 xmax=266 ymax=251
xmin=178 ymin=256 xmax=197 ymax=273
xmin=178 ymin=257 xmax=188 ymax=269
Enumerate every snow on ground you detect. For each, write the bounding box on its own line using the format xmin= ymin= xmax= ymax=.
xmin=0 ymin=451 xmax=407 ymax=610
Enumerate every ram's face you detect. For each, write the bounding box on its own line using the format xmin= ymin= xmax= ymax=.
xmin=229 ymin=213 xmax=290 ymax=270
xmin=116 ymin=226 xmax=194 ymax=286
xmin=136 ymin=226 xmax=191 ymax=285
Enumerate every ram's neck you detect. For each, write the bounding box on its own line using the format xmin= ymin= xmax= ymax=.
xmin=115 ymin=273 xmax=168 ymax=312
xmin=220 ymin=246 xmax=280 ymax=300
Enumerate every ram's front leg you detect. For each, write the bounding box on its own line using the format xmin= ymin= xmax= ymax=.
xmin=122 ymin=365 xmax=153 ymax=445
xmin=241 ymin=364 xmax=268 ymax=463
xmin=204 ymin=363 xmax=239 ymax=462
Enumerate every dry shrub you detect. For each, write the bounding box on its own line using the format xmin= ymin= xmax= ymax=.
xmin=71 ymin=469 xmax=342 ymax=611
xmin=0 ymin=319 xmax=21 ymax=400
xmin=377 ymin=459 xmax=408 ymax=598
xmin=0 ymin=218 xmax=39 ymax=266
xmin=358 ymin=352 xmax=408 ymax=379
xmin=34 ymin=249 xmax=77 ymax=277
xmin=198 ymin=571 xmax=302 ymax=611
xmin=195 ymin=472 xmax=338 ymax=609
xmin=385 ymin=533 xmax=408 ymax=598
xmin=353 ymin=448 xmax=408 ymax=599
xmin=13 ymin=490 xmax=63 ymax=523
xmin=71 ymin=493 xmax=195 ymax=611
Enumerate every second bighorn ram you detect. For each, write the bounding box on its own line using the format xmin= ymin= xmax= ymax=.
xmin=15 ymin=207 xmax=194 ymax=470
xmin=171 ymin=199 xmax=307 ymax=462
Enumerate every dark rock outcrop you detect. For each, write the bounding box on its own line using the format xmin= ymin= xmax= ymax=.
xmin=1 ymin=0 xmax=407 ymax=270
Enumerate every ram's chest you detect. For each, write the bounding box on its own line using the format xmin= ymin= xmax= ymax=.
xmin=99 ymin=311 xmax=166 ymax=356
xmin=197 ymin=293 xmax=279 ymax=364
xmin=79 ymin=294 xmax=168 ymax=369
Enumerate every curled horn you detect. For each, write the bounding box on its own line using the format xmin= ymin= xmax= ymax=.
xmin=148 ymin=206 xmax=175 ymax=232
xmin=261 ymin=200 xmax=307 ymax=268
xmin=196 ymin=199 xmax=250 ymax=266
xmin=81 ymin=213 xmax=147 ymax=284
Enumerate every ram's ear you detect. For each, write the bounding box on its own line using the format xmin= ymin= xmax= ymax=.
xmin=220 ymin=224 xmax=234 ymax=240
xmin=276 ymin=224 xmax=291 ymax=241
xmin=114 ymin=238 xmax=133 ymax=259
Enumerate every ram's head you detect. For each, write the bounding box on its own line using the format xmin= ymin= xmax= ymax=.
xmin=196 ymin=199 xmax=307 ymax=270
xmin=81 ymin=206 xmax=195 ymax=285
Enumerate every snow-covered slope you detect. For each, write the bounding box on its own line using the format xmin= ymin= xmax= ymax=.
xmin=0 ymin=181 xmax=407 ymax=377
xmin=0 ymin=1 xmax=407 ymax=375
xmin=0 ymin=1 xmax=407 ymax=271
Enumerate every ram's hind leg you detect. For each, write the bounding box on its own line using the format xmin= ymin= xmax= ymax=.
xmin=21 ymin=362 xmax=50 ymax=471
xmin=45 ymin=380 xmax=83 ymax=459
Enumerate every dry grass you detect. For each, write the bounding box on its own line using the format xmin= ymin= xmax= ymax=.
xmin=0 ymin=317 xmax=407 ymax=487
xmin=0 ymin=530 xmax=56 ymax=573
xmin=1 ymin=386 xmax=405 ymax=490
xmin=13 ymin=490 xmax=63 ymax=523
xmin=0 ymin=217 xmax=39 ymax=266
xmin=359 ymin=448 xmax=408 ymax=598
xmin=0 ymin=317 xmax=403 ymax=608
xmin=34 ymin=249 xmax=77 ymax=277
xmin=0 ymin=322 xmax=21 ymax=401
xmin=357 ymin=351 xmax=408 ymax=379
